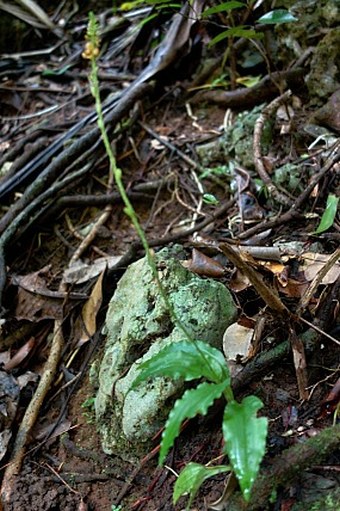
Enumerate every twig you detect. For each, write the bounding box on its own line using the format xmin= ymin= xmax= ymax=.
xmin=299 ymin=317 xmax=340 ymax=347
xmin=289 ymin=327 xmax=308 ymax=400
xmin=253 ymin=90 xmax=293 ymax=207
xmin=139 ymin=120 xmax=204 ymax=172
xmin=0 ymin=316 xmax=65 ymax=504
xmin=238 ymin=146 xmax=340 ymax=240
xmin=219 ymin=242 xmax=288 ymax=315
xmin=43 ymin=462 xmax=80 ymax=495
xmin=0 ymin=82 xmax=152 ymax=234
xmin=218 ymin=241 xmax=312 ymax=399
xmin=114 ymin=446 xmax=160 ymax=506
xmin=191 ymin=68 xmax=305 ymax=108
xmin=0 ymin=85 xmax=153 ymax=314
xmin=69 ymin=163 xmax=114 ymax=264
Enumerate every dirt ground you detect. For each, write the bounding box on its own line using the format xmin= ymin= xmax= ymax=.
xmin=0 ymin=2 xmax=339 ymax=510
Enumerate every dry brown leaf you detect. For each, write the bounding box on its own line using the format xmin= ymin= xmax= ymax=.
xmin=229 ymin=269 xmax=250 ymax=292
xmin=13 ymin=268 xmax=63 ymax=321
xmin=183 ymin=248 xmax=225 ymax=278
xmin=276 ymin=278 xmax=309 ymax=298
xmin=63 ymin=256 xmax=122 ymax=285
xmin=4 ymin=337 xmax=36 ymax=371
xmin=302 ymin=252 xmax=340 ymax=284
xmin=73 ymin=271 xmax=104 ymax=348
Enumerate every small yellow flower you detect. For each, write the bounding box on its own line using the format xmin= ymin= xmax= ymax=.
xmin=82 ymin=40 xmax=100 ymax=60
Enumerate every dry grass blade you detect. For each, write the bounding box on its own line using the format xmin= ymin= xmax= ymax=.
xmin=16 ymin=0 xmax=55 ymax=28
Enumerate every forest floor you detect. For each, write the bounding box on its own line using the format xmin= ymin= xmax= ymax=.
xmin=0 ymin=2 xmax=339 ymax=510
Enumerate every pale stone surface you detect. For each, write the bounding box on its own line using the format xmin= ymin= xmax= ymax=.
xmin=95 ymin=245 xmax=237 ymax=460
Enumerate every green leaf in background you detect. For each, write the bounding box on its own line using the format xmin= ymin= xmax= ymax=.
xmin=160 ymin=380 xmax=230 ymax=464
xmin=209 ymin=27 xmax=263 ymax=46
xmin=236 ymin=75 xmax=261 ymax=87
xmin=42 ymin=65 xmax=73 ymax=76
xmin=173 ymin=462 xmax=231 ymax=507
xmin=203 ymin=193 xmax=219 ymax=205
xmin=200 ymin=165 xmax=229 ymax=179
xmin=314 ymin=194 xmax=339 ymax=234
xmin=130 ymin=340 xmax=230 ymax=389
xmin=121 ymin=0 xmax=173 ymax=10
xmin=223 ymin=396 xmax=268 ymax=501
xmin=257 ymin=9 xmax=298 ymax=25
xmin=203 ymin=1 xmax=244 ymax=17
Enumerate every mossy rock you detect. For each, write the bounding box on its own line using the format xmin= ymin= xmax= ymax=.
xmin=95 ymin=245 xmax=237 ymax=460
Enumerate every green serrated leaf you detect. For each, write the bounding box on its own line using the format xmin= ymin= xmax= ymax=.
xmin=160 ymin=380 xmax=229 ymax=464
xmin=223 ymin=396 xmax=268 ymax=502
xmin=257 ymin=9 xmax=298 ymax=25
xmin=203 ymin=1 xmax=244 ymax=17
xmin=131 ymin=340 xmax=230 ymax=390
xmin=173 ymin=462 xmax=231 ymax=506
xmin=314 ymin=194 xmax=339 ymax=234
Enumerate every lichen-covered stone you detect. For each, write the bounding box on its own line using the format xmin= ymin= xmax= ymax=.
xmin=95 ymin=245 xmax=237 ymax=460
xmin=195 ymin=104 xmax=271 ymax=171
xmin=306 ymin=28 xmax=340 ymax=100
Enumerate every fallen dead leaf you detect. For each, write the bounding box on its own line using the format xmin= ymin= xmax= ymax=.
xmin=302 ymin=252 xmax=340 ymax=284
xmin=73 ymin=270 xmax=104 ymax=348
xmin=183 ymin=248 xmax=225 ymax=278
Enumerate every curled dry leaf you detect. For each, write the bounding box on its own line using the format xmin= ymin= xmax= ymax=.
xmin=183 ymin=248 xmax=225 ymax=278
xmin=63 ymin=255 xmax=122 ymax=285
xmin=72 ymin=271 xmax=104 ymax=348
xmin=4 ymin=337 xmax=36 ymax=371
xmin=12 ymin=268 xmax=63 ymax=321
xmin=223 ymin=323 xmax=255 ymax=376
xmin=229 ymin=269 xmax=251 ymax=292
xmin=320 ymin=377 xmax=340 ymax=418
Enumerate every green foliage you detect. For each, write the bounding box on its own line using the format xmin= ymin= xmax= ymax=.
xmin=257 ymin=9 xmax=298 ymax=25
xmin=42 ymin=65 xmax=73 ymax=76
xmin=200 ymin=165 xmax=230 ymax=180
xmin=81 ymin=396 xmax=96 ymax=424
xmin=202 ymin=1 xmax=244 ymax=17
xmin=120 ymin=0 xmax=180 ymax=11
xmin=209 ymin=27 xmax=262 ymax=47
xmin=117 ymin=0 xmax=298 ymax=53
xmin=131 ymin=340 xmax=230 ymax=388
xmin=173 ymin=462 xmax=231 ymax=507
xmin=160 ymin=380 xmax=230 ymax=464
xmin=203 ymin=3 xmax=297 ymax=47
xmin=223 ymin=396 xmax=268 ymax=501
xmin=202 ymin=193 xmax=219 ymax=205
xmin=131 ymin=340 xmax=268 ymax=506
xmin=314 ymin=194 xmax=339 ymax=234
